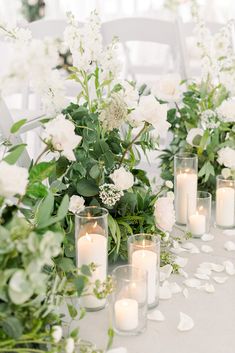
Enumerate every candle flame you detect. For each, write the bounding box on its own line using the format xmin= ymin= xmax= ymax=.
xmin=93 ymin=221 xmax=97 ymax=229
xmin=199 ymin=206 xmax=203 ymax=212
xmin=85 ymin=232 xmax=92 ymax=242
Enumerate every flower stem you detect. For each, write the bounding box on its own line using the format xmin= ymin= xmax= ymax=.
xmin=0 ymin=349 xmax=44 ymax=353
xmin=34 ymin=146 xmax=49 ymax=165
xmin=119 ymin=122 xmax=149 ymax=166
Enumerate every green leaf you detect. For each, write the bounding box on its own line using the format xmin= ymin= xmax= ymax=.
xmin=10 ymin=119 xmax=27 ymax=134
xmin=67 ymin=303 xmax=78 ymax=319
xmin=29 ymin=162 xmax=55 ymax=183
xmin=77 ymin=178 xmax=99 ymax=197
xmin=80 ymin=264 xmax=92 ymax=277
xmin=37 ymin=192 xmax=54 ymax=227
xmin=89 ymin=164 xmax=100 ymax=179
xmin=37 ymin=194 xmax=69 ymax=229
xmin=74 ymin=276 xmax=88 ymax=296
xmin=55 ymin=257 xmax=75 ymax=272
xmin=1 ymin=317 xmax=23 ymax=339
xmin=4 ymin=144 xmax=26 ymax=164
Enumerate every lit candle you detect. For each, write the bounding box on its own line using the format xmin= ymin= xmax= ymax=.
xmin=188 ymin=211 xmax=206 ymax=236
xmin=132 ymin=249 xmax=157 ymax=305
xmin=176 ymin=170 xmax=197 ymax=224
xmin=77 ymin=233 xmax=107 ymax=309
xmin=114 ymin=298 xmax=138 ymax=331
xmin=216 ymin=187 xmax=235 ymax=228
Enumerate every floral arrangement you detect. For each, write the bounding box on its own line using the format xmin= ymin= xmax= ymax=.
xmin=159 ymin=20 xmax=235 ymax=196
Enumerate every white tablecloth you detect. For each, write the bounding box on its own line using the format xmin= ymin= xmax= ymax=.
xmin=70 ymin=225 xmax=235 ymax=353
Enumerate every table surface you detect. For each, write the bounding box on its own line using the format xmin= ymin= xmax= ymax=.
xmin=69 ymin=224 xmax=235 ymax=353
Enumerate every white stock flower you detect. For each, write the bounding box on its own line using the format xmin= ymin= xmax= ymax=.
xmin=217 ymin=99 xmax=235 ymax=123
xmin=0 ymin=161 xmax=28 ymax=198
xmin=69 ymin=195 xmax=85 ymax=214
xmin=154 ymin=196 xmax=175 ymax=232
xmin=151 ymin=73 xmax=184 ymax=102
xmin=186 ymin=128 xmax=204 ymax=147
xmin=217 ymin=147 xmax=235 ymax=169
xmin=52 ymin=325 xmax=63 ymax=343
xmin=110 ymin=167 xmax=134 ymax=191
xmin=43 ymin=114 xmax=82 ymax=161
xmin=65 ymin=337 xmax=75 ymax=353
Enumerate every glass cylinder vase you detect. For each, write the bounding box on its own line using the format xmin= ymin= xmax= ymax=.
xmin=111 ymin=265 xmax=148 ymax=336
xmin=216 ymin=176 xmax=235 ymax=229
xmin=128 ymin=234 xmax=160 ymax=309
xmin=187 ymin=191 xmax=211 ymax=238
xmin=174 ymin=153 xmax=198 ymax=225
xmin=75 ymin=206 xmax=108 ymax=311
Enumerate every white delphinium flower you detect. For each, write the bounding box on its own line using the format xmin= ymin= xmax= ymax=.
xmin=186 ymin=128 xmax=204 ymax=147
xmin=151 ymin=73 xmax=184 ymax=102
xmin=52 ymin=325 xmax=63 ymax=343
xmin=154 ymin=195 xmax=175 ymax=232
xmin=121 ymin=81 xmax=139 ymax=108
xmin=100 ymin=93 xmax=127 ymax=131
xmin=69 ymin=195 xmax=85 ymax=214
xmin=65 ymin=337 xmax=75 ymax=353
xmin=110 ymin=167 xmax=134 ymax=191
xmin=99 ymin=184 xmax=124 ymax=207
xmin=217 ymin=147 xmax=235 ymax=169
xmin=42 ymin=114 xmax=82 ymax=161
xmin=217 ymin=99 xmax=235 ymax=123
xmin=100 ymin=38 xmax=122 ymax=82
xmin=0 ymin=161 xmax=28 ymax=198
xmin=201 ymin=110 xmax=220 ymax=129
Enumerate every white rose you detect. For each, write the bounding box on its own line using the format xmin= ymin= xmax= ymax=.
xmin=217 ymin=99 xmax=235 ymax=123
xmin=151 ymin=73 xmax=184 ymax=102
xmin=217 ymin=147 xmax=235 ymax=169
xmin=165 ymin=180 xmax=173 ymax=189
xmin=43 ymin=114 xmax=82 ymax=161
xmin=52 ymin=325 xmax=63 ymax=343
xmin=154 ymin=196 xmax=175 ymax=232
xmin=122 ymin=81 xmax=139 ymax=108
xmin=65 ymin=337 xmax=75 ymax=353
xmin=110 ymin=167 xmax=134 ymax=191
xmin=69 ymin=195 xmax=85 ymax=214
xmin=0 ymin=161 xmax=28 ymax=198
xmin=186 ymin=128 xmax=204 ymax=147
xmin=221 ymin=168 xmax=231 ymax=179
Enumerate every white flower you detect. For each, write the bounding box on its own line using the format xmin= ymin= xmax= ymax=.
xmin=65 ymin=337 xmax=75 ymax=353
xmin=201 ymin=109 xmax=219 ymax=129
xmin=221 ymin=168 xmax=231 ymax=179
xmin=121 ymin=81 xmax=139 ymax=108
xmin=217 ymin=99 xmax=235 ymax=123
xmin=151 ymin=73 xmax=184 ymax=102
xmin=165 ymin=180 xmax=173 ymax=189
xmin=154 ymin=196 xmax=175 ymax=232
xmin=43 ymin=114 xmax=82 ymax=161
xmin=167 ymin=191 xmax=175 ymax=200
xmin=217 ymin=147 xmax=235 ymax=169
xmin=109 ymin=167 xmax=134 ymax=191
xmin=52 ymin=325 xmax=63 ymax=343
xmin=99 ymin=184 xmax=123 ymax=207
xmin=129 ymin=95 xmax=170 ymax=137
xmin=186 ymin=128 xmax=204 ymax=147
xmin=69 ymin=195 xmax=85 ymax=214
xmin=0 ymin=161 xmax=28 ymax=198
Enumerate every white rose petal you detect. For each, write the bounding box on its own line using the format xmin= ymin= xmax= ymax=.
xmin=160 ymin=264 xmax=173 ymax=282
xmin=213 ymin=276 xmax=228 ymax=284
xmin=201 ymin=245 xmax=213 ymax=253
xmin=203 ymin=283 xmax=215 ymax=293
xmin=159 ymin=281 xmax=172 ymax=299
xmin=182 ymin=242 xmax=200 ymax=254
xmin=201 ymin=233 xmax=214 ymax=242
xmin=69 ymin=195 xmax=85 ymax=214
xmin=110 ymin=167 xmax=134 ymax=191
xmin=224 ymin=241 xmax=235 ymax=251
xmin=194 ymin=273 xmax=210 ymax=280
xmin=0 ymin=161 xmax=29 ymax=198
xmin=169 ymin=282 xmax=182 ymax=294
xmin=223 ymin=260 xmax=235 ymax=275
xmin=175 ymin=256 xmax=188 ymax=268
xmin=184 ymin=278 xmax=201 ymax=289
xmin=179 ymin=268 xmax=188 ymax=278
xmin=211 ymin=263 xmax=224 ymax=273
xmin=148 ymin=309 xmax=165 ymax=322
xmin=196 ymin=267 xmax=212 ymax=276
xmin=183 ymin=288 xmax=189 ymax=298
xmin=199 ymin=262 xmax=214 ymax=271
xmin=177 ymin=312 xmax=194 ymax=331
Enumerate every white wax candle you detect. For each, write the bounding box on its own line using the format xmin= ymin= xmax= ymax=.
xmin=188 ymin=212 xmax=206 ymax=236
xmin=77 ymin=233 xmax=107 ymax=309
xmin=175 ymin=172 xmax=197 ymax=224
xmin=115 ymin=298 xmax=138 ymax=331
xmin=132 ymin=249 xmax=157 ymax=305
xmin=216 ymin=187 xmax=235 ymax=228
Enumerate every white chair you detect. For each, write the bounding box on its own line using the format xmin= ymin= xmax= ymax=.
xmin=29 ymin=19 xmax=67 ymax=39
xmin=101 ymin=17 xmax=187 ymax=81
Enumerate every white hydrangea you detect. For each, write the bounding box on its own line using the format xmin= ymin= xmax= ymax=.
xmin=69 ymin=195 xmax=85 ymax=214
xmin=110 ymin=167 xmax=134 ymax=191
xmin=42 ymin=114 xmax=82 ymax=161
xmin=217 ymin=99 xmax=235 ymax=123
xmin=151 ymin=73 xmax=184 ymax=102
xmin=99 ymin=184 xmax=123 ymax=207
xmin=186 ymin=128 xmax=204 ymax=147
xmin=0 ymin=161 xmax=29 ymax=198
xmin=154 ymin=196 xmax=175 ymax=232
xmin=217 ymin=147 xmax=235 ymax=169
xmin=201 ymin=109 xmax=220 ymax=129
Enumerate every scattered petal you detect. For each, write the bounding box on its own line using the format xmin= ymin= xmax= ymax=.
xmin=224 ymin=241 xmax=235 ymax=251
xmin=223 ymin=229 xmax=235 ymax=236
xmin=182 ymin=242 xmax=195 ymax=250
xmin=179 ymin=268 xmax=189 ymax=278
xmin=223 ymin=261 xmax=235 ymax=275
xmin=169 ymin=282 xmax=182 ymax=294
xmin=201 ymin=245 xmax=213 ymax=253
xmin=201 ymin=233 xmax=214 ymax=242
xmin=196 ymin=267 xmax=212 ymax=276
xmin=199 ymin=262 xmax=213 ymax=271
xmin=203 ymin=283 xmax=215 ymax=293
xmin=184 ymin=278 xmax=201 ymax=289
xmin=159 ymin=281 xmax=172 ymax=299
xmin=213 ymin=276 xmax=228 ymax=284
xmin=194 ymin=273 xmax=210 ymax=280
xmin=148 ymin=309 xmax=165 ymax=321
xmin=160 ymin=264 xmax=173 ymax=282
xmin=175 ymin=256 xmax=188 ymax=268
xmin=177 ymin=312 xmax=194 ymax=331
xmin=183 ymin=288 xmax=189 ymax=298
xmin=211 ymin=263 xmax=224 ymax=273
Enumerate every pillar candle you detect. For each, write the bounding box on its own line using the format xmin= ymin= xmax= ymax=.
xmin=188 ymin=212 xmax=206 ymax=236
xmin=114 ymin=298 xmax=138 ymax=331
xmin=216 ymin=187 xmax=235 ymax=228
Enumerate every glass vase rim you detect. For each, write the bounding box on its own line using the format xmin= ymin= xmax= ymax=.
xmin=75 ymin=206 xmax=109 ymax=219
xmin=216 ymin=175 xmax=235 ymax=182
xmin=112 ymin=264 xmax=147 ymax=282
xmin=128 ymin=233 xmax=161 ymax=244
xmin=196 ymin=190 xmax=212 ymax=199
xmin=174 ymin=152 xmax=198 ymax=160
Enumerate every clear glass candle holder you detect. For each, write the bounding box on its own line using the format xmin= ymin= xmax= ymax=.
xmin=216 ymin=176 xmax=235 ymax=229
xmin=75 ymin=206 xmax=108 ymax=311
xmin=128 ymin=234 xmax=160 ymax=309
xmin=111 ymin=265 xmax=148 ymax=336
xmin=174 ymin=153 xmax=198 ymax=225
xmin=187 ymin=191 xmax=211 ymax=238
